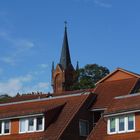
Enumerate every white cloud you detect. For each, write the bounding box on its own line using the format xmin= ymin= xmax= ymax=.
xmin=0 ymin=57 xmax=16 ymax=66
xmin=0 ymin=78 xmax=22 ymax=96
xmin=0 ymin=74 xmax=33 ymax=96
xmin=40 ymin=64 xmax=48 ymax=68
xmin=0 ymin=30 xmax=35 ymax=65
xmin=93 ymin=0 xmax=112 ymax=8
xmin=37 ymin=82 xmax=49 ymax=89
xmin=0 ymin=73 xmax=49 ymax=96
xmin=75 ymin=0 xmax=112 ymax=8
xmin=12 ymin=39 xmax=34 ymax=52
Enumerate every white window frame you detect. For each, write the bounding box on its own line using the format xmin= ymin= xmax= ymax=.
xmin=107 ymin=117 xmax=117 ymax=134
xmin=0 ymin=120 xmax=11 ymax=136
xmin=19 ymin=119 xmax=27 ymax=134
xmin=127 ymin=115 xmax=135 ymax=132
xmin=79 ymin=119 xmax=89 ymax=136
xmin=19 ymin=116 xmax=45 ymax=134
xmin=36 ymin=116 xmax=45 ymax=132
xmin=107 ymin=114 xmax=135 ymax=135
xmin=27 ymin=117 xmax=35 ymax=132
xmin=118 ymin=116 xmax=126 ymax=134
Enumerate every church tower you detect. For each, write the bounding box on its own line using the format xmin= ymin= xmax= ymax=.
xmin=52 ymin=24 xmax=76 ymax=93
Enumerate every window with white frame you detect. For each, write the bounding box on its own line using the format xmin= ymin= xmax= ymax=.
xmin=108 ymin=114 xmax=135 ymax=134
xmin=128 ymin=115 xmax=134 ymax=131
xmin=110 ymin=118 xmax=116 ymax=133
xmin=28 ymin=118 xmax=34 ymax=132
xmin=79 ymin=120 xmax=89 ymax=136
xmin=36 ymin=116 xmax=43 ymax=131
xmin=19 ymin=116 xmax=44 ymax=133
xmin=0 ymin=120 xmax=10 ymax=135
xmin=119 ymin=116 xmax=125 ymax=132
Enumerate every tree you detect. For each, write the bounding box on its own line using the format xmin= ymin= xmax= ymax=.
xmin=0 ymin=94 xmax=12 ymax=103
xmin=71 ymin=64 xmax=110 ymax=90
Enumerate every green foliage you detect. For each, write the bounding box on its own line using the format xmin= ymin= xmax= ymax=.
xmin=71 ymin=64 xmax=110 ymax=90
xmin=0 ymin=94 xmax=12 ymax=103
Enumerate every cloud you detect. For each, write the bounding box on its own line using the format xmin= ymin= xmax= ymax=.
xmin=93 ymin=0 xmax=112 ymax=8
xmin=75 ymin=0 xmax=112 ymax=8
xmin=37 ymin=82 xmax=49 ymax=89
xmin=0 ymin=74 xmax=33 ymax=96
xmin=0 ymin=30 xmax=35 ymax=65
xmin=19 ymin=82 xmax=50 ymax=95
xmin=40 ymin=64 xmax=48 ymax=68
xmin=0 ymin=73 xmax=49 ymax=96
xmin=11 ymin=39 xmax=34 ymax=52
xmin=0 ymin=57 xmax=16 ymax=66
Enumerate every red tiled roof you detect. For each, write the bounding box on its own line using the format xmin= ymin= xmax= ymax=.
xmin=0 ymin=102 xmax=65 ymax=119
xmin=87 ymin=78 xmax=139 ymax=140
xmin=105 ymin=93 xmax=140 ymax=115
xmin=87 ymin=117 xmax=106 ymax=140
xmin=0 ymin=93 xmax=95 ymax=140
xmin=91 ymin=78 xmax=138 ymax=109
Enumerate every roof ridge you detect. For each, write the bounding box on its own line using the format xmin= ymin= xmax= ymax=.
xmin=0 ymin=92 xmax=90 ymax=107
xmin=115 ymin=92 xmax=140 ymax=99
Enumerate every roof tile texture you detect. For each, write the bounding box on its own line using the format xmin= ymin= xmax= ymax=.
xmin=92 ymin=78 xmax=138 ymax=109
xmin=0 ymin=93 xmax=93 ymax=140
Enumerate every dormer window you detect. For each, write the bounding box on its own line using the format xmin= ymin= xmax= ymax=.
xmin=128 ymin=115 xmax=134 ymax=131
xmin=0 ymin=120 xmax=10 ymax=135
xmin=36 ymin=116 xmax=43 ymax=131
xmin=118 ymin=117 xmax=125 ymax=132
xmin=107 ymin=114 xmax=135 ymax=134
xmin=110 ymin=118 xmax=115 ymax=133
xmin=19 ymin=116 xmax=44 ymax=133
xmin=28 ymin=118 xmax=34 ymax=132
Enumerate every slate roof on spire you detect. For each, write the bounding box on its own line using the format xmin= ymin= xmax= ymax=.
xmin=60 ymin=25 xmax=72 ymax=70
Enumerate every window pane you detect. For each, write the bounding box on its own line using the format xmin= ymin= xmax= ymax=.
xmin=4 ymin=120 xmax=10 ymax=134
xmin=119 ymin=117 xmax=125 ymax=131
xmin=79 ymin=120 xmax=89 ymax=136
xmin=128 ymin=115 xmax=134 ymax=130
xmin=20 ymin=119 xmax=26 ymax=132
xmin=110 ymin=118 xmax=115 ymax=132
xmin=36 ymin=117 xmax=43 ymax=131
xmin=28 ymin=118 xmax=34 ymax=131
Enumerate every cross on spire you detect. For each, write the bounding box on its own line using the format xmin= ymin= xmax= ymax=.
xmin=64 ymin=21 xmax=67 ymax=28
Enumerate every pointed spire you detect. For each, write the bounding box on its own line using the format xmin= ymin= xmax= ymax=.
xmin=60 ymin=22 xmax=72 ymax=69
xmin=76 ymin=61 xmax=79 ymax=71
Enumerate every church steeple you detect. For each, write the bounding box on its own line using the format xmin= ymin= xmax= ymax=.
xmin=52 ymin=23 xmax=77 ymax=93
xmin=60 ymin=22 xmax=72 ymax=70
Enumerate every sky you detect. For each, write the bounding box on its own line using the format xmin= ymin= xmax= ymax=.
xmin=0 ymin=0 xmax=140 ymax=96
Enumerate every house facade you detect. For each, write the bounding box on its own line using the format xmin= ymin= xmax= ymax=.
xmin=87 ymin=68 xmax=140 ymax=140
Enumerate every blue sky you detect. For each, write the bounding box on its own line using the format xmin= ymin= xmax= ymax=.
xmin=0 ymin=0 xmax=140 ymax=96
